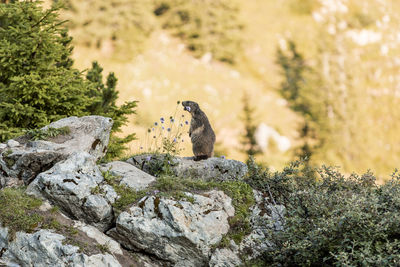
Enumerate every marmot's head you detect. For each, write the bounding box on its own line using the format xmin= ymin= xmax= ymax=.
xmin=182 ymin=101 xmax=199 ymax=115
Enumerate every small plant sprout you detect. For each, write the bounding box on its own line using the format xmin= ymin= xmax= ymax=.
xmin=138 ymin=101 xmax=189 ymax=155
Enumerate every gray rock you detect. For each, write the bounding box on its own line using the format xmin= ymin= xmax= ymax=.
xmin=0 ymin=225 xmax=8 ymax=251
xmin=6 ymin=140 xmax=19 ymax=148
xmin=101 ymin=161 xmax=156 ymax=190
xmin=0 ymin=229 xmax=121 ymax=267
xmin=108 ymin=190 xmax=234 ymax=266
xmin=209 ymin=248 xmax=242 ymax=267
xmin=128 ymin=154 xmax=247 ymax=181
xmin=37 ymin=116 xmax=113 ymax=161
xmin=27 ymin=152 xmax=115 ymax=231
xmin=73 ymin=221 xmax=123 ymax=255
xmin=0 ymin=150 xmax=63 ymax=184
xmin=0 ymin=143 xmax=7 ymax=150
xmin=0 ymin=116 xmax=113 ymax=187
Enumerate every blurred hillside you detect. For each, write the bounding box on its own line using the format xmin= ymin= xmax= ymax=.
xmin=53 ymin=0 xmax=400 ymax=180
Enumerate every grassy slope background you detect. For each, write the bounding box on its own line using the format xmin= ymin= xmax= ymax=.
xmin=53 ymin=0 xmax=400 ymax=181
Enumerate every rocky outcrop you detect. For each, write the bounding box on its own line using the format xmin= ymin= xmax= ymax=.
xmin=128 ymin=154 xmax=247 ymax=181
xmin=27 ymin=152 xmax=116 ymax=231
xmin=0 ymin=115 xmax=282 ymax=267
xmin=0 ymin=227 xmax=121 ymax=267
xmin=108 ymin=190 xmax=235 ymax=266
xmin=0 ymin=116 xmax=113 ymax=187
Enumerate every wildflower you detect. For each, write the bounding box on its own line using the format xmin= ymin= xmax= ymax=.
xmin=153 ymin=190 xmax=160 ymax=194
xmin=154 ymin=122 xmax=158 ymax=126
xmin=173 ymin=138 xmax=177 ymax=143
xmin=152 ymin=128 xmax=155 ymax=131
xmin=160 ymin=117 xmax=165 ymax=123
xmin=170 ymin=118 xmax=175 ymax=123
xmin=167 ymin=128 xmax=171 ymax=132
xmin=185 ymin=106 xmax=191 ymax=112
xmin=162 ymin=126 xmax=165 ymax=130
xmin=145 ymin=155 xmax=152 ymax=161
xmin=185 ymin=121 xmax=189 ymax=125
xmin=220 ymin=155 xmax=226 ymax=159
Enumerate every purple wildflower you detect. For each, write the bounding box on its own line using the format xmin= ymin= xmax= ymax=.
xmin=145 ymin=155 xmax=152 ymax=161
xmin=186 ymin=106 xmax=191 ymax=112
xmin=152 ymin=128 xmax=155 ymax=131
xmin=162 ymin=126 xmax=165 ymax=130
xmin=153 ymin=190 xmax=160 ymax=194
xmin=170 ymin=118 xmax=175 ymax=123
xmin=167 ymin=128 xmax=171 ymax=132
xmin=185 ymin=121 xmax=189 ymax=125
xmin=160 ymin=117 xmax=165 ymax=123
xmin=220 ymin=155 xmax=226 ymax=159
xmin=173 ymin=138 xmax=177 ymax=143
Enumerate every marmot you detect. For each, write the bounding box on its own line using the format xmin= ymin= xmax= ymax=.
xmin=182 ymin=101 xmax=216 ymax=161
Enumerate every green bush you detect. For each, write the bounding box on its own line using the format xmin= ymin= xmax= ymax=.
xmin=0 ymin=2 xmax=136 ymax=160
xmin=246 ymin=160 xmax=400 ymax=266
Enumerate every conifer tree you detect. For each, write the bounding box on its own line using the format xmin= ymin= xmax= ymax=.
xmin=0 ymin=1 xmax=136 ymax=159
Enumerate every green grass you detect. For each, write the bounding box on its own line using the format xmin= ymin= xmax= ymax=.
xmin=0 ymin=188 xmax=43 ymax=239
xmin=25 ymin=126 xmax=71 ymax=141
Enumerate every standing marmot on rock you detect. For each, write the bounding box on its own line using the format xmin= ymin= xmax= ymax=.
xmin=182 ymin=101 xmax=216 ymax=161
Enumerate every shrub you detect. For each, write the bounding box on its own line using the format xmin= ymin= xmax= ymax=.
xmin=0 ymin=2 xmax=136 ymax=160
xmin=246 ymin=160 xmax=400 ymax=266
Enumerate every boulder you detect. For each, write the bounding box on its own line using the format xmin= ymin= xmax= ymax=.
xmin=36 ymin=116 xmax=113 ymax=161
xmin=108 ymin=190 xmax=235 ymax=266
xmin=0 ymin=116 xmax=113 ymax=187
xmin=127 ymin=154 xmax=247 ymax=181
xmin=0 ymin=228 xmax=121 ymax=267
xmin=27 ymin=152 xmax=116 ymax=231
xmin=100 ymin=161 xmax=156 ymax=190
